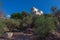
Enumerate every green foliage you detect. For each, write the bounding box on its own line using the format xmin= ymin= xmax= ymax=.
xmin=10 ymin=12 xmax=23 ymax=19
xmin=20 ymin=16 xmax=32 ymax=31
xmin=54 ymin=10 xmax=60 ymax=30
xmin=33 ymin=15 xmax=55 ymax=37
xmin=0 ymin=6 xmax=59 ymax=38
xmin=44 ymin=14 xmax=52 ymax=17
xmin=7 ymin=11 xmax=32 ymax=32
xmin=5 ymin=19 xmax=21 ymax=32
xmin=22 ymin=16 xmax=32 ymax=27
xmin=21 ymin=11 xmax=28 ymax=17
xmin=51 ymin=6 xmax=57 ymax=12
xmin=0 ymin=19 xmax=6 ymax=35
xmin=21 ymin=11 xmax=32 ymax=17
xmin=11 ymin=11 xmax=31 ymax=20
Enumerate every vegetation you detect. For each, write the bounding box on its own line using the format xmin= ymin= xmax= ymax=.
xmin=1 ymin=7 xmax=60 ymax=39
xmin=32 ymin=15 xmax=55 ymax=37
xmin=10 ymin=12 xmax=23 ymax=19
xmin=0 ymin=19 xmax=6 ymax=35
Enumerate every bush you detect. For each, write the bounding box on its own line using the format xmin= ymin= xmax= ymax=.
xmin=5 ymin=19 xmax=21 ymax=32
xmin=32 ymin=15 xmax=55 ymax=37
xmin=0 ymin=19 xmax=6 ymax=35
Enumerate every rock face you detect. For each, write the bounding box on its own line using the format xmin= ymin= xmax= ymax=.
xmin=0 ymin=32 xmax=34 ymax=40
xmin=31 ymin=7 xmax=43 ymax=16
xmin=0 ymin=32 xmax=60 ymax=40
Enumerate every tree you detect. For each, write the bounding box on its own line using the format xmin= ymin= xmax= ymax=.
xmin=32 ymin=15 xmax=55 ymax=38
xmin=21 ymin=11 xmax=28 ymax=17
xmin=51 ymin=6 xmax=57 ymax=13
xmin=20 ymin=16 xmax=32 ymax=31
xmin=21 ymin=11 xmax=32 ymax=17
xmin=7 ymin=11 xmax=32 ymax=32
xmin=10 ymin=12 xmax=23 ymax=19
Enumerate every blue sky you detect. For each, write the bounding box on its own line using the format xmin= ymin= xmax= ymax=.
xmin=1 ymin=0 xmax=60 ymax=15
